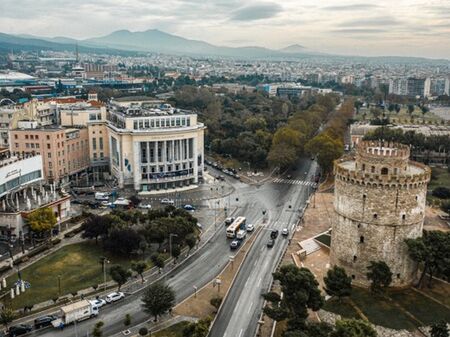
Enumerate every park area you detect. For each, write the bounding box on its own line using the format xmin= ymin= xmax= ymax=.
xmin=324 ymin=281 xmax=450 ymax=330
xmin=153 ymin=322 xmax=190 ymax=337
xmin=3 ymin=241 xmax=134 ymax=310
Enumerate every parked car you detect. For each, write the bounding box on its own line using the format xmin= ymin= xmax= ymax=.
xmin=160 ymin=198 xmax=174 ymax=205
xmin=138 ymin=203 xmax=152 ymax=209
xmin=246 ymin=224 xmax=254 ymax=232
xmin=230 ymin=240 xmax=240 ymax=250
xmin=105 ymin=292 xmax=125 ymax=303
xmin=282 ymin=228 xmax=289 ymax=236
xmin=183 ymin=204 xmax=195 ymax=211
xmin=34 ymin=315 xmax=57 ymax=329
xmin=270 ymin=230 xmax=279 ymax=239
xmin=267 ymin=239 xmax=275 ymax=248
xmin=8 ymin=324 xmax=32 ymax=336
xmin=89 ymin=298 xmax=107 ymax=308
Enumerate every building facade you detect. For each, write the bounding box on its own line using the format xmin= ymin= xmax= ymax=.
xmin=331 ymin=141 xmax=430 ymax=287
xmin=106 ymin=103 xmax=205 ymax=192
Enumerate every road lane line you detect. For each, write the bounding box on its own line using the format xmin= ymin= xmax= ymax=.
xmin=238 ymin=329 xmax=243 ymax=337
xmin=248 ymin=301 xmax=253 ymax=313
xmin=257 ymin=277 xmax=262 ymax=286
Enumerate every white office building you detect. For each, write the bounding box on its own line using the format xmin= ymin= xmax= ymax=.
xmin=106 ymin=103 xmax=206 ymax=193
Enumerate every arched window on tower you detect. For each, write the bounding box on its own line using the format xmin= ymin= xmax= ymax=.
xmin=371 ymin=166 xmax=375 ymax=173
xmin=381 ymin=167 xmax=388 ymax=175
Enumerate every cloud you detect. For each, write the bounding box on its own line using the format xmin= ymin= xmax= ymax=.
xmin=331 ymin=28 xmax=388 ymax=34
xmin=337 ymin=17 xmax=401 ymax=27
xmin=230 ymin=3 xmax=283 ymax=21
xmin=322 ymin=4 xmax=380 ymax=11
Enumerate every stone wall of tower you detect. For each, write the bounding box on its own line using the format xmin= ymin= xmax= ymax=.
xmin=330 ymin=142 xmax=430 ymax=287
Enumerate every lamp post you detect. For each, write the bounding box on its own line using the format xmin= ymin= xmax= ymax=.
xmin=169 ymin=234 xmax=178 ymax=261
xmin=101 ymin=257 xmax=110 ymax=292
xmin=58 ymin=275 xmax=62 ymax=296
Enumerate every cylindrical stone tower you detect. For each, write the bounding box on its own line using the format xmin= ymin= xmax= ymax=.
xmin=330 ymin=141 xmax=431 ymax=287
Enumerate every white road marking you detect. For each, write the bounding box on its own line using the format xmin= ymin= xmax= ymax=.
xmin=238 ymin=329 xmax=243 ymax=337
xmin=247 ymin=301 xmax=253 ymax=313
xmin=257 ymin=277 xmax=262 ymax=286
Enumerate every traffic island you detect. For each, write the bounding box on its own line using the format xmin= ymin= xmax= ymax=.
xmin=173 ymin=227 xmax=261 ymax=319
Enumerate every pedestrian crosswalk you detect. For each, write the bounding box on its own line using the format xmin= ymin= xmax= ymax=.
xmin=272 ymin=178 xmax=317 ymax=187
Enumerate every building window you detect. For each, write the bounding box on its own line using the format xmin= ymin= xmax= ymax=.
xmin=351 ymin=275 xmax=355 ymax=280
xmin=360 ymin=236 xmax=364 ymax=243
xmin=92 ymin=138 xmax=97 ymax=150
xmin=93 ymin=153 xmax=97 ymax=160
xmin=25 ymin=135 xmax=28 ymax=139
xmin=14 ymin=135 xmax=17 ymax=139
xmin=99 ymin=137 xmax=103 ymax=150
xmin=353 ymin=256 xmax=357 ymax=262
xmin=25 ymin=143 xmax=29 ymax=148
xmin=46 ymin=135 xmax=50 ymax=140
xmin=36 ymin=143 xmax=40 ymax=148
xmin=402 ymin=214 xmax=406 ymax=220
xmin=381 ymin=167 xmax=388 ymax=175
xmin=48 ymin=153 xmax=51 ymax=158
xmin=373 ymin=214 xmax=378 ymax=219
xmin=15 ymin=143 xmax=18 ymax=148
xmin=371 ymin=166 xmax=375 ymax=173
xmin=397 ymin=273 xmax=401 ymax=279
xmin=36 ymin=135 xmax=39 ymax=140
xmin=47 ymin=144 xmax=50 ymax=149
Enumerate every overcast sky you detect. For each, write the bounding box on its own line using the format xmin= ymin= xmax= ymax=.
xmin=1 ymin=0 xmax=450 ymax=58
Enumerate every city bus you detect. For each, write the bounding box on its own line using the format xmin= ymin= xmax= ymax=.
xmin=226 ymin=216 xmax=246 ymax=238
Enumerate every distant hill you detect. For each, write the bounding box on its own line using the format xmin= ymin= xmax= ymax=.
xmin=1 ymin=29 xmax=449 ymax=63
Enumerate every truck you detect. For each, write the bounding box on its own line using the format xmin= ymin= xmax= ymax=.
xmin=236 ymin=229 xmax=247 ymax=240
xmin=94 ymin=192 xmax=109 ymax=201
xmin=51 ymin=300 xmax=99 ymax=328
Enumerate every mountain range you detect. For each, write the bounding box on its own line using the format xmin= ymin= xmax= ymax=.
xmin=1 ymin=29 xmax=448 ymax=63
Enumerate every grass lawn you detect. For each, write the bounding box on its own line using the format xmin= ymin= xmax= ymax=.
xmin=427 ymin=167 xmax=450 ymax=205
xmin=419 ymin=279 xmax=450 ymax=307
xmin=350 ymin=287 xmax=418 ymax=330
xmin=5 ymin=241 xmax=136 ymax=310
xmin=388 ymin=288 xmax=450 ymax=325
xmin=323 ymin=298 xmax=360 ymax=319
xmin=153 ymin=321 xmax=190 ymax=337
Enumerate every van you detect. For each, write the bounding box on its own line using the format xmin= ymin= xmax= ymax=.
xmin=236 ymin=230 xmax=246 ymax=240
xmin=94 ymin=192 xmax=109 ymax=201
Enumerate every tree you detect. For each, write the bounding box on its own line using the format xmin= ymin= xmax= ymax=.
xmin=131 ymin=261 xmax=147 ymax=283
xmin=109 ymin=265 xmax=131 ymax=291
xmin=269 ymin=265 xmax=324 ymax=330
xmin=407 ymin=104 xmax=415 ymax=115
xmin=182 ymin=316 xmax=212 ymax=337
xmin=142 ymin=282 xmax=175 ymax=321
xmin=306 ymin=133 xmax=343 ymax=173
xmin=150 ymin=253 xmax=165 ymax=270
xmin=405 ymin=231 xmax=450 ymax=287
xmin=306 ymin=322 xmax=334 ymax=337
xmin=185 ymin=233 xmax=197 ymax=251
xmin=431 ymin=321 xmax=449 ymax=337
xmin=432 ymin=187 xmax=450 ymax=199
xmin=210 ymin=296 xmax=222 ymax=312
xmin=105 ymin=228 xmax=141 ymax=255
xmin=27 ymin=207 xmax=57 ymax=233
xmin=171 ymin=244 xmax=181 ymax=261
xmin=0 ymin=308 xmax=15 ymax=329
xmin=331 ymin=319 xmax=377 ymax=337
xmin=324 ymin=266 xmax=352 ymax=301
xmin=124 ymin=313 xmax=131 ymax=327
xmin=81 ymin=214 xmax=111 ymax=244
xmin=129 ymin=195 xmax=141 ymax=208
xmin=92 ymin=321 xmax=105 ymax=337
xmin=366 ymin=261 xmax=392 ymax=293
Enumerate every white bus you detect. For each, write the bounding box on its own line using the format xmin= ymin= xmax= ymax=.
xmin=226 ymin=216 xmax=246 ymax=238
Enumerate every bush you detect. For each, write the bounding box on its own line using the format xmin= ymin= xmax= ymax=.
xmin=51 ymin=238 xmax=62 ymax=245
xmin=138 ymin=327 xmax=148 ymax=336
xmin=25 ymin=244 xmax=51 ymax=258
xmin=441 ymin=201 xmax=450 ymax=214
xmin=432 ymin=187 xmax=450 ymax=199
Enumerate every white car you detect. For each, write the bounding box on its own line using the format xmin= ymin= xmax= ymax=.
xmin=105 ymin=292 xmax=125 ymax=303
xmin=89 ymin=298 xmax=107 ymax=308
xmin=138 ymin=203 xmax=152 ymax=209
xmin=282 ymin=228 xmax=289 ymax=236
xmin=246 ymin=224 xmax=254 ymax=232
xmin=161 ymin=198 xmax=175 ymax=205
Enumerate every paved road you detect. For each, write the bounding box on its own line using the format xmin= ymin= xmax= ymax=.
xmin=209 ymin=158 xmax=316 ymax=337
xmin=28 ymin=158 xmax=314 ymax=337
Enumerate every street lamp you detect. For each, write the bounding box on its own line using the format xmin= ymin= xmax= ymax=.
xmin=169 ymin=233 xmax=178 ymax=261
xmin=58 ymin=275 xmax=62 ymax=296
xmin=100 ymin=257 xmax=110 ymax=292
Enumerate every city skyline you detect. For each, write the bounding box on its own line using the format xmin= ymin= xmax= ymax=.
xmin=1 ymin=0 xmax=450 ymax=59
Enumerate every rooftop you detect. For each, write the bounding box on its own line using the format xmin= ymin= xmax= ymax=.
xmin=108 ymin=102 xmax=194 ymax=117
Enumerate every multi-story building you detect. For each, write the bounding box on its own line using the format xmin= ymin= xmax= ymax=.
xmin=389 ymin=78 xmax=408 ymax=96
xmin=106 ymin=103 xmax=205 ymax=192
xmin=10 ymin=124 xmax=90 ymax=184
xmin=58 ymin=98 xmax=109 ymax=171
xmin=407 ymin=77 xmax=431 ymax=98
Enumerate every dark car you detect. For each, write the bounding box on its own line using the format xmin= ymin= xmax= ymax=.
xmin=8 ymin=324 xmax=32 ymax=336
xmin=34 ymin=315 xmax=57 ymax=329
xmin=270 ymin=230 xmax=279 ymax=239
xmin=267 ymin=239 xmax=275 ymax=248
xmin=230 ymin=240 xmax=240 ymax=250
